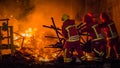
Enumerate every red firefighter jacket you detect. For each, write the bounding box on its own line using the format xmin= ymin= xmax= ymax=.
xmin=101 ymin=20 xmax=119 ymax=40
xmin=80 ymin=15 xmax=105 ymax=42
xmin=62 ymin=19 xmax=79 ymax=42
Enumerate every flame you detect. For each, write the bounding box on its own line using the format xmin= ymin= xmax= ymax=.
xmin=14 ymin=27 xmax=59 ymax=62
xmin=0 ymin=0 xmax=96 ymax=62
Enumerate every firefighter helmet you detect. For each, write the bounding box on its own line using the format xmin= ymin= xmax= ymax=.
xmin=83 ymin=14 xmax=93 ymax=23
xmin=61 ymin=14 xmax=70 ymax=22
xmin=100 ymin=12 xmax=110 ymax=23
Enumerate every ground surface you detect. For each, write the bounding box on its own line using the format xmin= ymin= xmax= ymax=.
xmin=0 ymin=55 xmax=120 ymax=68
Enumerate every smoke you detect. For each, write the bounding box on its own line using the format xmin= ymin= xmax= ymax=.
xmin=0 ymin=0 xmax=35 ymax=32
xmin=0 ymin=0 xmax=90 ymax=60
xmin=0 ymin=0 xmax=89 ymax=46
xmin=0 ymin=0 xmax=34 ymax=19
xmin=0 ymin=0 xmax=74 ymax=31
xmin=0 ymin=0 xmax=74 ymax=49
xmin=26 ymin=0 xmax=73 ymax=29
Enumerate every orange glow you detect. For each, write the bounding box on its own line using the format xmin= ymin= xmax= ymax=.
xmin=0 ymin=0 xmax=96 ymax=62
xmin=13 ymin=27 xmax=60 ymax=61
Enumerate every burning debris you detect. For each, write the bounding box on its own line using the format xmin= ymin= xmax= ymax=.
xmin=0 ymin=17 xmax=91 ymax=64
xmin=0 ymin=0 xmax=120 ymax=68
xmin=0 ymin=18 xmax=119 ymax=68
xmin=0 ymin=18 xmax=63 ymax=64
xmin=0 ymin=0 xmax=73 ymax=63
xmin=14 ymin=27 xmax=60 ymax=62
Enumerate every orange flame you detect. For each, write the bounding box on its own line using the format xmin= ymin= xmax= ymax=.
xmin=14 ymin=27 xmax=59 ymax=62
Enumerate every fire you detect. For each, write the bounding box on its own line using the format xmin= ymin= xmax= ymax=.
xmin=14 ymin=27 xmax=59 ymax=62
xmin=21 ymin=27 xmax=36 ymax=37
xmin=13 ymin=26 xmax=94 ymax=62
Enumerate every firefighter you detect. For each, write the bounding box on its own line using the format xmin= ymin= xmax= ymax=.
xmin=100 ymin=12 xmax=119 ymax=59
xmin=61 ymin=14 xmax=85 ymax=63
xmin=80 ymin=13 xmax=106 ymax=60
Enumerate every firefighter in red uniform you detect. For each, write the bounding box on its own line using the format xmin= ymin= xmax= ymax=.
xmin=61 ymin=14 xmax=85 ymax=63
xmin=100 ymin=12 xmax=119 ymax=59
xmin=80 ymin=13 xmax=106 ymax=60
